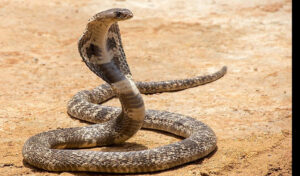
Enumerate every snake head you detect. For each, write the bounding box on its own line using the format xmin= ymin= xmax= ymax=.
xmin=91 ymin=8 xmax=133 ymax=22
xmin=79 ymin=9 xmax=133 ymax=84
xmin=113 ymin=8 xmax=133 ymax=21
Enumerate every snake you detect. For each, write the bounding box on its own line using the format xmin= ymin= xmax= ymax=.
xmin=22 ymin=8 xmax=227 ymax=173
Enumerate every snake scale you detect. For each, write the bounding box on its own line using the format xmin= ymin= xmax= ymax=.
xmin=22 ymin=8 xmax=227 ymax=173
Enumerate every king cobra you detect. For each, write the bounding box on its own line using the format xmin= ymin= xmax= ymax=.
xmin=22 ymin=8 xmax=227 ymax=173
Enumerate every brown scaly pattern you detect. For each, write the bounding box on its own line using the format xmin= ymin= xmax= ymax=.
xmin=22 ymin=8 xmax=227 ymax=173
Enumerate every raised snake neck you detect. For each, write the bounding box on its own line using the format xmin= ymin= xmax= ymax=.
xmin=22 ymin=8 xmax=227 ymax=173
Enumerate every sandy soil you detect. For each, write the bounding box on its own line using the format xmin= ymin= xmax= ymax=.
xmin=0 ymin=0 xmax=292 ymax=175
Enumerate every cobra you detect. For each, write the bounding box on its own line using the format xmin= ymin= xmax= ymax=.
xmin=22 ymin=8 xmax=227 ymax=173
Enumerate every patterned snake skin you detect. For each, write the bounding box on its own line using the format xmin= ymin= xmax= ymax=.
xmin=22 ymin=8 xmax=227 ymax=173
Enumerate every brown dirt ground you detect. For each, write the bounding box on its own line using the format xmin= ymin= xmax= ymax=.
xmin=0 ymin=0 xmax=292 ymax=176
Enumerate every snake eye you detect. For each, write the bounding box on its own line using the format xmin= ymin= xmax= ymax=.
xmin=115 ymin=11 xmax=122 ymax=18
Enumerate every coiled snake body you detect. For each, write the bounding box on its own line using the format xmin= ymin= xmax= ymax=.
xmin=22 ymin=8 xmax=227 ymax=173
